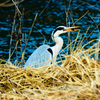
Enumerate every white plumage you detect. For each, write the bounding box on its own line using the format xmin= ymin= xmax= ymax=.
xmin=25 ymin=26 xmax=78 ymax=68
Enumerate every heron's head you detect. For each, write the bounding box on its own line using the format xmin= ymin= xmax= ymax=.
xmin=52 ymin=26 xmax=79 ymax=40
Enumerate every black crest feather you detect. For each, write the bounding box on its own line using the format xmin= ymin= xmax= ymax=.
xmin=52 ymin=26 xmax=64 ymax=35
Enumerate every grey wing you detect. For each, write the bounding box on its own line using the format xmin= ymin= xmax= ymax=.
xmin=25 ymin=45 xmax=53 ymax=68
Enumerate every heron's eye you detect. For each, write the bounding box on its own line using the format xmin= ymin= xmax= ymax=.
xmin=63 ymin=29 xmax=65 ymax=31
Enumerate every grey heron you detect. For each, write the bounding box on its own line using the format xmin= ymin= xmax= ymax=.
xmin=25 ymin=26 xmax=78 ymax=68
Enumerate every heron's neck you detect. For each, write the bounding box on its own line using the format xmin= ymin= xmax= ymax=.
xmin=51 ymin=36 xmax=63 ymax=58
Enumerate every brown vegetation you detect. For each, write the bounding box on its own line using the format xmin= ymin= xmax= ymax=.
xmin=0 ymin=40 xmax=100 ymax=100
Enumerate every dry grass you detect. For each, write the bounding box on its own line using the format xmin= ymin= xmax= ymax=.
xmin=0 ymin=0 xmax=100 ymax=99
xmin=0 ymin=40 xmax=100 ymax=100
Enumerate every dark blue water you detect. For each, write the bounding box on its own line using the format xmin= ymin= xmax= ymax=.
xmin=0 ymin=0 xmax=100 ymax=64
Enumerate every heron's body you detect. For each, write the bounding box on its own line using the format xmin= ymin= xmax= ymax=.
xmin=25 ymin=45 xmax=52 ymax=67
xmin=25 ymin=26 xmax=78 ymax=68
xmin=25 ymin=37 xmax=63 ymax=68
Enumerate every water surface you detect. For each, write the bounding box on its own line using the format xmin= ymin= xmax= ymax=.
xmin=0 ymin=0 xmax=100 ymax=64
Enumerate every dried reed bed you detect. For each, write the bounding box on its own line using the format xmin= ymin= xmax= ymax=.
xmin=0 ymin=41 xmax=100 ymax=100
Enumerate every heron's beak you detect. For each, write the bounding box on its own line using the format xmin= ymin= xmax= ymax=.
xmin=63 ymin=26 xmax=80 ymax=32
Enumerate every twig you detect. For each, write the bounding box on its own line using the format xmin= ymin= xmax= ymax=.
xmin=64 ymin=0 xmax=72 ymax=27
xmin=88 ymin=14 xmax=100 ymax=60
xmin=0 ymin=0 xmax=23 ymax=7
xmin=73 ymin=10 xmax=89 ymax=25
xmin=19 ymin=10 xmax=24 ymax=65
xmin=71 ymin=3 xmax=85 ymax=11
xmin=33 ymin=26 xmax=47 ymax=45
xmin=64 ymin=0 xmax=72 ymax=55
xmin=8 ymin=8 xmax=17 ymax=62
xmin=7 ymin=77 xmax=23 ymax=88
xmin=39 ymin=0 xmax=51 ymax=17
xmin=10 ymin=41 xmax=19 ymax=60
xmin=12 ymin=0 xmax=22 ymax=16
xmin=83 ymin=23 xmax=100 ymax=44
xmin=0 ymin=0 xmax=10 ymax=6
xmin=22 ymin=13 xmax=38 ymax=61
xmin=80 ymin=0 xmax=100 ymax=12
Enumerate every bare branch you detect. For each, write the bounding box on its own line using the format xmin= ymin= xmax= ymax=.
xmin=0 ymin=0 xmax=24 ymax=7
